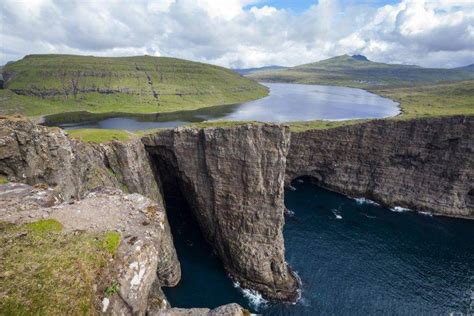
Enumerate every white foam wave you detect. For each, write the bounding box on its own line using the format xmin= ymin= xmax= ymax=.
xmin=354 ymin=197 xmax=379 ymax=206
xmin=331 ymin=209 xmax=342 ymax=219
xmin=233 ymin=281 xmax=268 ymax=310
xmin=296 ymin=179 xmax=304 ymax=183
xmin=390 ymin=206 xmax=412 ymax=213
xmin=419 ymin=211 xmax=433 ymax=217
xmin=288 ymin=185 xmax=297 ymax=191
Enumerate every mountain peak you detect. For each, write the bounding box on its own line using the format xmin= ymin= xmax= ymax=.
xmin=351 ymin=54 xmax=369 ymax=61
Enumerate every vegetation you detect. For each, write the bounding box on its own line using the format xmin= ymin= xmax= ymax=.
xmin=0 ymin=175 xmax=8 ymax=184
xmin=248 ymin=55 xmax=474 ymax=88
xmin=0 ymin=54 xmax=268 ymax=117
xmin=67 ymin=128 xmax=135 ymax=143
xmin=287 ymin=80 xmax=474 ymax=131
xmin=0 ymin=219 xmax=117 ymax=315
xmin=371 ymin=80 xmax=474 ymax=119
xmin=103 ymin=231 xmax=121 ymax=254
xmin=104 ymin=281 xmax=120 ymax=297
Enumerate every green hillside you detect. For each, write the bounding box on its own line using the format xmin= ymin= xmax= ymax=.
xmin=248 ymin=55 xmax=474 ymax=88
xmin=0 ymin=54 xmax=267 ymax=117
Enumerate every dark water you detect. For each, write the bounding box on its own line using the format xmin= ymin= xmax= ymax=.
xmin=163 ymin=179 xmax=474 ymax=315
xmin=44 ymin=83 xmax=399 ymax=130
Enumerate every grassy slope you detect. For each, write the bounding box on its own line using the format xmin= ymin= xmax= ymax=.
xmin=67 ymin=129 xmax=135 ymax=143
xmin=0 ymin=54 xmax=267 ymax=117
xmin=61 ymin=80 xmax=474 ymax=141
xmin=248 ymin=55 xmax=474 ymax=88
xmin=288 ymin=80 xmax=474 ymax=131
xmin=0 ymin=219 xmax=119 ymax=315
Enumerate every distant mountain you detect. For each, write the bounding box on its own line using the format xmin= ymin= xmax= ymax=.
xmin=233 ymin=65 xmax=286 ymax=75
xmin=247 ymin=55 xmax=474 ymax=87
xmin=457 ymin=64 xmax=474 ymax=72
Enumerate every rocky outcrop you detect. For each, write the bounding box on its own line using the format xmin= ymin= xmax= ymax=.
xmin=0 ymin=184 xmax=177 ymax=315
xmin=0 ymin=117 xmax=161 ymax=202
xmin=286 ymin=116 xmax=474 ymax=217
xmin=0 ymin=118 xmax=181 ymax=313
xmin=143 ymin=124 xmax=300 ymax=302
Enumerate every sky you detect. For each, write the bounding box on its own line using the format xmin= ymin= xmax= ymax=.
xmin=1 ymin=0 xmax=473 ymax=68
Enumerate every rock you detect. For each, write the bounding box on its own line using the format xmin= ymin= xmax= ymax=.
xmin=0 ymin=184 xmax=180 ymax=315
xmin=149 ymin=303 xmax=245 ymax=316
xmin=286 ymin=116 xmax=474 ymax=217
xmin=0 ymin=117 xmax=160 ymax=201
xmin=143 ymin=124 xmax=300 ymax=302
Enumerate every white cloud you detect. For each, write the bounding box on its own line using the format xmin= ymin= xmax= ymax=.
xmin=0 ymin=0 xmax=472 ymax=68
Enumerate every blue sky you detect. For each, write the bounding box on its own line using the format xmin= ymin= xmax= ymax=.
xmin=249 ymin=0 xmax=398 ymax=13
xmin=1 ymin=0 xmax=473 ymax=68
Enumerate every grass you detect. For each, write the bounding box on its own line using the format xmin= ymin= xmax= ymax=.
xmin=67 ymin=128 xmax=135 ymax=143
xmin=58 ymin=80 xmax=473 ymax=138
xmin=371 ymin=80 xmax=474 ymax=119
xmin=0 ymin=219 xmax=120 ymax=315
xmin=102 ymin=231 xmax=121 ymax=255
xmin=0 ymin=175 xmax=8 ymax=184
xmin=249 ymin=55 xmax=474 ymax=88
xmin=0 ymin=54 xmax=268 ymax=118
xmin=286 ymin=81 xmax=474 ymax=131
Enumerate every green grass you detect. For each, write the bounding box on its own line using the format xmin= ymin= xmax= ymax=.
xmin=0 ymin=175 xmax=8 ymax=184
xmin=286 ymin=80 xmax=474 ymax=131
xmin=0 ymin=219 xmax=117 ymax=315
xmin=102 ymin=231 xmax=121 ymax=255
xmin=0 ymin=54 xmax=268 ymax=117
xmin=249 ymin=55 xmax=474 ymax=88
xmin=25 ymin=219 xmax=63 ymax=232
xmin=67 ymin=128 xmax=135 ymax=143
xmin=371 ymin=81 xmax=474 ymax=119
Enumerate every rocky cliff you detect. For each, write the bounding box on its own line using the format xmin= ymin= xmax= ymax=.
xmin=142 ymin=125 xmax=300 ymax=302
xmin=0 ymin=117 xmax=161 ymax=202
xmin=0 ymin=117 xmax=181 ymax=314
xmin=286 ymin=116 xmax=474 ymax=217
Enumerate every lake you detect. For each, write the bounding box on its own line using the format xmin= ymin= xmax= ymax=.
xmin=44 ymin=83 xmax=400 ymax=130
xmin=163 ymin=179 xmax=474 ymax=315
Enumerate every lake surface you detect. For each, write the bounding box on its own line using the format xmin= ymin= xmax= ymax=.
xmin=44 ymin=83 xmax=399 ymax=130
xmin=163 ymin=179 xmax=474 ymax=315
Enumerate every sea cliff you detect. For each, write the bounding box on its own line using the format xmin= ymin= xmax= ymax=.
xmin=286 ymin=116 xmax=473 ymax=218
xmin=0 ymin=115 xmax=473 ymax=314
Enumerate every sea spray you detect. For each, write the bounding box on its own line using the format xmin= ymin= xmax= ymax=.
xmin=390 ymin=206 xmax=412 ymax=213
xmin=331 ymin=209 xmax=343 ymax=219
xmin=354 ymin=197 xmax=379 ymax=206
xmin=232 ymin=281 xmax=268 ymax=310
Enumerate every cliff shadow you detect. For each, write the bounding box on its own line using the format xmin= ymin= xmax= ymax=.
xmin=146 ymin=149 xmax=251 ymax=309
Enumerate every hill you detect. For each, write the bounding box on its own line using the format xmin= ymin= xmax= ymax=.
xmin=233 ymin=65 xmax=286 ymax=75
xmin=0 ymin=54 xmax=267 ymax=117
xmin=248 ymin=55 xmax=474 ymax=88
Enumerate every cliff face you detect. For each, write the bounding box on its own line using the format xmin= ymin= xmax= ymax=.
xmin=286 ymin=116 xmax=474 ymax=217
xmin=0 ymin=117 xmax=181 ymax=312
xmin=0 ymin=118 xmax=161 ymax=202
xmin=142 ymin=125 xmax=300 ymax=302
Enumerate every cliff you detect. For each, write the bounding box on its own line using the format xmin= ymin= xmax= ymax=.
xmin=286 ymin=116 xmax=474 ymax=217
xmin=0 ymin=117 xmax=161 ymax=201
xmin=0 ymin=117 xmax=181 ymax=313
xmin=143 ymin=125 xmax=300 ymax=302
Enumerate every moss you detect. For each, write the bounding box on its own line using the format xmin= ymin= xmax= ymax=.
xmin=25 ymin=219 xmax=63 ymax=232
xmin=0 ymin=220 xmax=114 ymax=315
xmin=67 ymin=128 xmax=135 ymax=143
xmin=102 ymin=231 xmax=121 ymax=254
xmin=0 ymin=175 xmax=8 ymax=184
